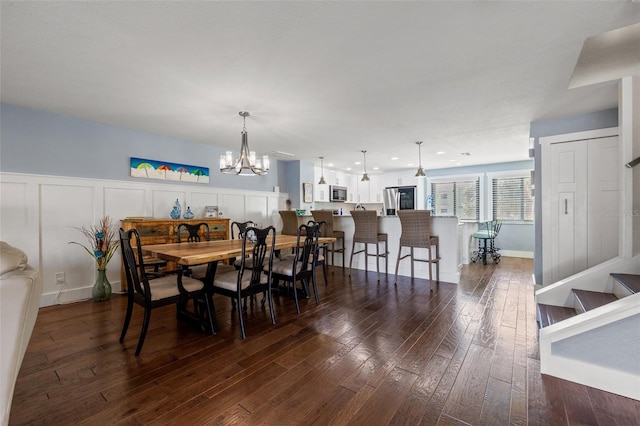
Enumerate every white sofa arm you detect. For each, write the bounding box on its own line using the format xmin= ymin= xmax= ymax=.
xmin=0 ymin=266 xmax=41 ymax=426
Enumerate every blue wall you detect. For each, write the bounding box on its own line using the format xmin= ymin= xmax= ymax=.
xmin=428 ymin=159 xmax=535 ymax=253
xmin=0 ymin=103 xmax=280 ymax=192
xmin=530 ymin=108 xmax=619 ymax=284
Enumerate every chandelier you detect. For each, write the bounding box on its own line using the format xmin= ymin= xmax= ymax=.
xmin=318 ymin=156 xmax=327 ymax=185
xmin=361 ymin=150 xmax=370 ymax=182
xmin=415 ymin=141 xmax=426 ymax=177
xmin=219 ymin=111 xmax=270 ymax=176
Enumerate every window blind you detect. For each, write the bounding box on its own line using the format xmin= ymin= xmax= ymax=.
xmin=431 ymin=178 xmax=479 ymax=221
xmin=492 ymin=176 xmax=533 ymax=222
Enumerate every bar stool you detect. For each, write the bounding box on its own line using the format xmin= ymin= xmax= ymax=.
xmin=394 ymin=210 xmax=440 ymax=290
xmin=471 ymin=220 xmax=502 ymax=265
xmin=279 ymin=210 xmax=300 ymax=236
xmin=311 ymin=210 xmax=345 ymax=268
xmin=349 ymin=210 xmax=388 ymax=281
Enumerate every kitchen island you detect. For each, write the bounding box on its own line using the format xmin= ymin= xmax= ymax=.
xmin=297 ymin=213 xmax=461 ymax=284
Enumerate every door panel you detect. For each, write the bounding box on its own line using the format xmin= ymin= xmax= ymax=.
xmin=549 ymin=140 xmax=588 ymax=283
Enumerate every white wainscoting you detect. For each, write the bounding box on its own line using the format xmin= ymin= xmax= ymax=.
xmin=0 ymin=172 xmax=288 ymax=307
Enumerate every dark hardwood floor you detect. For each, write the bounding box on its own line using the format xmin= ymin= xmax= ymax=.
xmin=9 ymin=258 xmax=640 ymax=425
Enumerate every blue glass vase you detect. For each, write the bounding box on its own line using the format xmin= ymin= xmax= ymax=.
xmin=170 ymin=199 xmax=181 ymax=219
xmin=184 ymin=206 xmax=194 ymax=219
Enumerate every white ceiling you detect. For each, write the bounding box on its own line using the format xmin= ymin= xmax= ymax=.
xmin=2 ymin=1 xmax=639 ymax=174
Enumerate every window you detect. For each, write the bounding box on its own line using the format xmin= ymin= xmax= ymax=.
xmin=492 ymin=175 xmax=533 ymax=222
xmin=430 ymin=178 xmax=479 ymax=221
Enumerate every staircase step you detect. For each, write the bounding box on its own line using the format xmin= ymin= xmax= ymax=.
xmin=611 ymin=273 xmax=640 ymax=294
xmin=537 ymin=303 xmax=577 ymax=328
xmin=572 ymin=289 xmax=618 ymax=313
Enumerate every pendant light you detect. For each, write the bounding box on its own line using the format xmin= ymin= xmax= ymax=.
xmin=318 ymin=156 xmax=327 ymax=185
xmin=361 ymin=150 xmax=370 ymax=182
xmin=415 ymin=141 xmax=426 ymax=177
xmin=219 ymin=111 xmax=270 ymax=176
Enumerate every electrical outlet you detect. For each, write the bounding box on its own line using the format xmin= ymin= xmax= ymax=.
xmin=55 ymin=272 xmax=65 ymax=284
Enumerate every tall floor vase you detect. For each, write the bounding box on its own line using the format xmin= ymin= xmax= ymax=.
xmin=92 ymin=269 xmax=112 ymax=302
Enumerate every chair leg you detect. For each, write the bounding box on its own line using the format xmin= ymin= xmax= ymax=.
xmin=435 ymin=242 xmax=440 ymax=283
xmin=364 ymin=244 xmax=369 ymax=273
xmin=237 ymin=296 xmax=246 ymax=339
xmin=394 ymin=245 xmax=403 ymax=284
xmin=135 ymin=307 xmax=152 ymax=356
xmin=383 ymin=240 xmax=388 ymax=276
xmin=428 ymin=247 xmax=433 ymax=282
xmin=292 ymin=279 xmax=301 ymax=313
xmin=410 ymin=247 xmax=415 ymax=279
xmin=267 ymin=287 xmax=276 ymax=325
xmin=349 ymin=240 xmax=357 ymax=276
xmin=120 ymin=295 xmax=134 ymax=342
xmin=330 ymin=242 xmax=335 ymax=266
xmin=321 ymin=261 xmax=328 ymax=285
xmin=375 ymin=242 xmax=380 ymax=281
xmin=311 ymin=271 xmax=320 ymax=305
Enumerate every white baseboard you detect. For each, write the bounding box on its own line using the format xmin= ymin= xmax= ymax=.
xmin=41 ymin=285 xmax=125 ymax=307
xmin=500 ymin=250 xmax=533 ymax=259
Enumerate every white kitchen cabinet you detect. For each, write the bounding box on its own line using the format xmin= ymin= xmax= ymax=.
xmin=370 ymin=175 xmax=384 ymax=203
xmin=315 ymin=184 xmax=330 ymax=202
xmin=356 ymin=179 xmax=370 ymax=203
xmin=355 ymin=175 xmax=383 ymax=203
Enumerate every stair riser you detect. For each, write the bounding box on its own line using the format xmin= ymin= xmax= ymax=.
xmin=612 ymin=280 xmax=634 ymax=299
xmin=573 ymin=295 xmax=587 ymax=315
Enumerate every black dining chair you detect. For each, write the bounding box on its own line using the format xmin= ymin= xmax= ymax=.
xmin=230 ymin=220 xmax=257 ymax=268
xmin=176 ymin=222 xmax=211 ymax=280
xmin=119 ymin=228 xmax=215 ymax=355
xmin=271 ymin=222 xmax=321 ymax=313
xmin=210 ymin=226 xmax=277 ymax=339
xmin=307 ymin=219 xmax=328 ymax=286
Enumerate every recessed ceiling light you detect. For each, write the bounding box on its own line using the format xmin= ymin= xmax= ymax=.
xmin=346 ymin=167 xmax=352 ymax=171
xmin=407 ymin=163 xmax=414 ymax=167
xmin=456 ymin=162 xmax=461 ymax=166
xmin=436 ymin=151 xmax=445 ymax=155
xmin=449 ymin=159 xmax=456 ymax=162
xmin=373 ymin=166 xmax=379 ymax=170
xmin=355 ymin=161 xmax=361 ymax=165
xmin=391 ymin=157 xmax=399 ymax=160
xmin=328 ymin=163 xmax=334 ymax=167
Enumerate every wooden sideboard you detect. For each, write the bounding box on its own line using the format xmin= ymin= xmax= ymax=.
xmin=119 ymin=218 xmax=230 ymax=289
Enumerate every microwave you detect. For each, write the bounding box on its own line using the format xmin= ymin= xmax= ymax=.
xmin=330 ymin=185 xmax=348 ymax=202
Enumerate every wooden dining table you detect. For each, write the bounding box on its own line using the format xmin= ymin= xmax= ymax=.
xmin=141 ymin=234 xmax=336 ymax=332
xmin=141 ymin=234 xmax=335 ymax=268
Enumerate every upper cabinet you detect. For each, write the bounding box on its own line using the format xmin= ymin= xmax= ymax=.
xmin=356 ymin=175 xmax=383 ymax=203
xmin=313 ymin=166 xmax=330 ymax=202
xmin=315 ymin=183 xmax=330 ymax=202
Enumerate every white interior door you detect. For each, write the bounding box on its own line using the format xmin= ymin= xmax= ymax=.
xmin=549 ymin=141 xmax=588 ymax=283
xmin=587 ymin=136 xmax=619 ymax=267
xmin=542 ymin=129 xmax=620 ymax=285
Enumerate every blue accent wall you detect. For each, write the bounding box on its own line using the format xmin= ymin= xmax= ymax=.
xmin=0 ymin=103 xmax=280 ymax=192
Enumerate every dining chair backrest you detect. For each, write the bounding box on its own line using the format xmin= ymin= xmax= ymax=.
xmin=476 ymin=219 xmax=502 ymax=238
xmin=279 ymin=210 xmax=299 ymax=236
xmin=351 ymin=210 xmax=380 ymax=244
xmin=119 ymin=228 xmax=151 ymax=299
xmin=398 ymin=210 xmax=433 ymax=248
xmin=310 ymin=210 xmax=334 ymax=237
xmin=295 ymin=222 xmax=320 ymax=270
xmin=177 ymin=222 xmax=210 ymax=243
xmin=237 ymin=226 xmax=276 ymax=288
xmin=231 ymin=221 xmax=256 ymax=240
